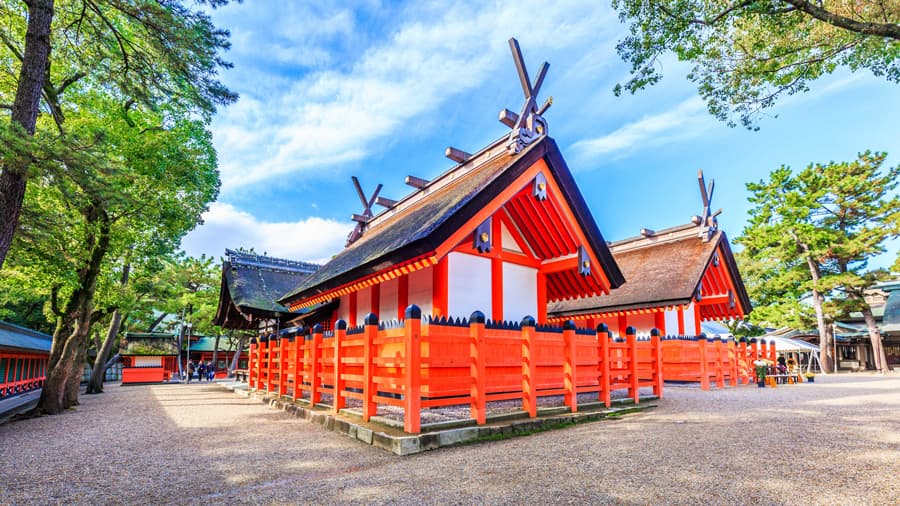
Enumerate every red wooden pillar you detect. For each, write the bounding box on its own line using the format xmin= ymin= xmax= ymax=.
xmin=397 ymin=276 xmax=409 ymax=321
xmin=469 ymin=310 xmax=487 ymax=425
xmin=677 ymin=306 xmax=686 ymax=335
xmin=768 ymin=339 xmax=777 ymax=363
xmin=248 ymin=338 xmax=257 ymax=389
xmin=693 ymin=304 xmax=702 ymax=336
xmin=698 ymin=335 xmax=710 ymax=391
xmin=563 ymin=320 xmax=578 ymax=413
xmin=626 ymin=326 xmax=639 ymax=403
xmin=491 ymin=216 xmax=503 ymax=321
xmin=266 ymin=337 xmax=275 ymax=393
xmin=728 ymin=338 xmax=738 ymax=386
xmin=278 ymin=336 xmax=287 ymax=397
xmin=403 ymin=305 xmax=422 ymax=433
xmin=650 ymin=328 xmax=664 ymax=398
xmin=739 ymin=337 xmax=749 ymax=384
xmin=333 ymin=320 xmax=347 ymax=413
xmin=521 ymin=316 xmax=537 ymax=418
xmin=536 ymin=273 xmax=547 ymax=324
xmin=653 ymin=311 xmax=666 ymax=336
xmin=348 ymin=291 xmax=358 ymax=327
xmin=433 ymin=257 xmax=449 ymax=318
xmin=310 ymin=324 xmax=323 ymax=405
xmin=617 ymin=314 xmax=628 ymax=338
xmin=362 ymin=313 xmax=378 ymax=421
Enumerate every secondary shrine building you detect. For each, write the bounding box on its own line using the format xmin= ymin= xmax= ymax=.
xmin=278 ymin=137 xmax=625 ymax=324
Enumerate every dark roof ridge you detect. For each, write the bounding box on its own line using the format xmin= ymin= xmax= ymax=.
xmin=610 ymin=222 xmax=705 ymax=250
xmin=225 ymin=249 xmax=320 ymax=275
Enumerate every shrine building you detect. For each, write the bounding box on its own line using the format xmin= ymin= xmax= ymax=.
xmin=547 ymin=173 xmax=751 ymax=336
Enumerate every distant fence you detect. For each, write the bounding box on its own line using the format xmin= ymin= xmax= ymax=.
xmin=246 ymin=306 xmax=663 ymax=434
xmin=0 ymin=352 xmax=48 ymax=398
xmin=81 ymin=363 xmax=123 ymax=384
xmin=661 ymin=335 xmax=777 ymax=389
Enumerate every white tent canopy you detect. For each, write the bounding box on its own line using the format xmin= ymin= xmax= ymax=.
xmin=763 ymin=331 xmax=823 ymax=373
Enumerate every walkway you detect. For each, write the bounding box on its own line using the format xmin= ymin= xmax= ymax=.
xmin=0 ymin=375 xmax=898 ymax=504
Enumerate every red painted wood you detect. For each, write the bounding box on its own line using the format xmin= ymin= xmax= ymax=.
xmin=432 ymin=256 xmax=448 ymax=317
xmin=397 ymin=275 xmax=408 ymax=321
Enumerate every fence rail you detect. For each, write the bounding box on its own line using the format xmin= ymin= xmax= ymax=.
xmin=661 ymin=335 xmax=778 ymax=389
xmin=0 ymin=352 xmax=48 ymax=398
xmin=247 ymin=306 xmax=663 ymax=434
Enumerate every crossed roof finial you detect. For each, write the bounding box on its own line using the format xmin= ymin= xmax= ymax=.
xmin=692 ymin=170 xmax=722 ymax=241
xmin=500 ymin=38 xmax=552 ymax=155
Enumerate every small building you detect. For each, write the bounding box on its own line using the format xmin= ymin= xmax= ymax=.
xmin=213 ymin=248 xmax=324 ymax=332
xmin=547 ymin=219 xmax=751 ymax=337
xmin=0 ymin=321 xmax=51 ymax=398
xmin=120 ymin=332 xmax=179 ymax=384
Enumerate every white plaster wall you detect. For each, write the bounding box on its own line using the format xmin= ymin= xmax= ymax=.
xmin=356 ymin=286 xmax=372 ymax=323
xmin=336 ymin=294 xmax=350 ymax=323
xmin=448 ymin=252 xmax=492 ymax=319
xmin=683 ymin=302 xmax=696 ymax=335
xmin=380 ymin=277 xmax=400 ymax=321
xmin=665 ymin=308 xmax=679 ymax=335
xmin=134 ymin=356 xmax=162 ymax=367
xmin=408 ymin=266 xmax=433 ymax=316
xmin=502 ymin=262 xmax=537 ymax=321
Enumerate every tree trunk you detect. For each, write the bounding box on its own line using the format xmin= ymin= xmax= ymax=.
xmin=803 ymin=253 xmax=833 ymax=373
xmin=87 ymin=261 xmax=131 ymax=393
xmin=37 ymin=204 xmax=110 ymax=413
xmin=64 ymin=339 xmax=88 ymax=406
xmin=86 ymin=310 xmax=124 ymax=393
xmin=860 ymin=305 xmax=890 ymax=372
xmin=0 ymin=0 xmax=54 ymax=269
xmin=228 ymin=335 xmax=246 ymax=377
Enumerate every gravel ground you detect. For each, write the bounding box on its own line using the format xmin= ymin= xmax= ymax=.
xmin=1 ymin=374 xmax=898 ymax=505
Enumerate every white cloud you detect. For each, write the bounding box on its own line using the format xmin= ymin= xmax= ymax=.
xmin=180 ymin=203 xmax=352 ymax=263
xmin=571 ymin=96 xmax=711 ymax=161
xmin=212 ymin=0 xmax=619 ymax=193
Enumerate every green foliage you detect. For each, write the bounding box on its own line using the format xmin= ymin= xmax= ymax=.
xmin=612 ymin=0 xmax=900 ymax=128
xmin=737 ymin=151 xmax=900 ymax=326
xmin=121 ymin=338 xmax=178 ymax=356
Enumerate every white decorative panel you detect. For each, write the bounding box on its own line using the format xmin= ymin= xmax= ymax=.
xmin=683 ymin=302 xmax=696 ymax=335
xmin=501 ymin=222 xmax=523 ymax=253
xmin=448 ymin=252 xmax=492 ymax=319
xmin=665 ymin=309 xmax=679 ymax=335
xmin=502 ymin=262 xmax=537 ymax=321
xmin=408 ymin=266 xmax=433 ymax=316
xmin=356 ymin=286 xmax=372 ymax=324
xmin=380 ymin=277 xmax=400 ymax=321
xmin=135 ymin=356 xmax=162 ymax=367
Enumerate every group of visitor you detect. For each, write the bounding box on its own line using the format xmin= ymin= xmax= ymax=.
xmin=185 ymin=360 xmax=216 ymax=383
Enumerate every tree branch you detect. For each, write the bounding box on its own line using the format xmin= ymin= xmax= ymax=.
xmin=785 ymin=0 xmax=900 ymax=39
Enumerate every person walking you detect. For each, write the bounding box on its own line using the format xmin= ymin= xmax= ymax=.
xmin=197 ymin=361 xmax=206 ymax=383
xmin=186 ymin=360 xmax=194 ymax=383
xmin=207 ymin=361 xmax=215 ymax=382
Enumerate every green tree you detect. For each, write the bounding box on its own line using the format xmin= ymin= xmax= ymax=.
xmin=738 ymin=152 xmax=899 ymax=372
xmin=0 ymin=0 xmax=235 ymax=268
xmin=612 ymin=0 xmax=900 ymax=128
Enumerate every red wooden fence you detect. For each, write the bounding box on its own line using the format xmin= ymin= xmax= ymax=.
xmin=0 ymin=351 xmax=48 ymax=398
xmin=247 ymin=306 xmax=663 ymax=434
xmin=661 ymin=335 xmax=778 ymax=390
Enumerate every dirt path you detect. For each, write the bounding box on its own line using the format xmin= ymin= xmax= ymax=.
xmin=1 ymin=374 xmax=897 ymax=505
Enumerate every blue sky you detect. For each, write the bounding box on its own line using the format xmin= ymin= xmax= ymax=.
xmin=180 ymin=0 xmax=900 ymax=269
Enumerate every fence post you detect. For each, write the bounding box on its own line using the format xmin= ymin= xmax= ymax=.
xmin=292 ymin=327 xmax=304 ymax=402
xmin=278 ymin=335 xmax=287 ymax=397
xmin=602 ymin=329 xmax=612 ymax=407
xmin=650 ymin=328 xmax=663 ymax=398
xmin=521 ymin=316 xmax=537 ymax=418
xmin=333 ymin=320 xmax=347 ymax=413
xmin=404 ymin=305 xmax=422 ymax=434
xmin=469 ymin=311 xmax=487 ymax=425
xmin=248 ymin=338 xmax=257 ymax=389
xmin=714 ymin=337 xmax=725 ymax=389
xmin=727 ymin=338 xmax=738 ymax=386
xmin=698 ymin=333 xmax=710 ymax=391
xmin=310 ymin=324 xmax=323 ymax=405
xmin=362 ymin=313 xmax=378 ymax=422
xmin=738 ymin=337 xmax=749 ymax=384
xmin=768 ymin=339 xmax=777 ymax=363
xmin=563 ymin=320 xmax=578 ymax=413
xmin=626 ymin=326 xmax=639 ymax=403
xmin=595 ymin=323 xmax=608 ymax=404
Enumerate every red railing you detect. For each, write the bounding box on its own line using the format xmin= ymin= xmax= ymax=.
xmin=0 ymin=352 xmax=48 ymax=398
xmin=660 ymin=335 xmax=778 ymax=389
xmin=246 ymin=306 xmax=662 ymax=434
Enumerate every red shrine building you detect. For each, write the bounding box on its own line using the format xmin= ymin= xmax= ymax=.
xmin=547 ymin=175 xmax=751 ymax=337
